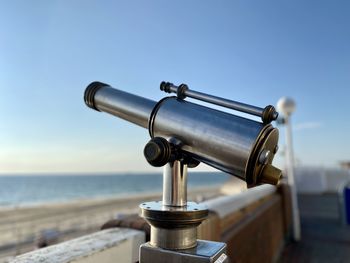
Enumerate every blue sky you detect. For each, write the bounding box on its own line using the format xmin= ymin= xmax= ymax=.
xmin=0 ymin=0 xmax=349 ymax=173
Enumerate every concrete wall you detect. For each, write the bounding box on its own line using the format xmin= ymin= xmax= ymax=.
xmin=201 ymin=184 xmax=291 ymax=263
xmin=10 ymin=228 xmax=144 ymax=263
xmin=11 ymin=185 xmax=292 ymax=263
xmin=220 ymin=188 xmax=290 ymax=263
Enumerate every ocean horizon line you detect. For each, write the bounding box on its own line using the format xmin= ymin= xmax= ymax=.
xmin=0 ymin=171 xmax=221 ymax=177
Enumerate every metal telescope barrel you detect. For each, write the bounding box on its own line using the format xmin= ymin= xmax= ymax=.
xmin=84 ymin=81 xmax=282 ymax=187
xmin=84 ymin=81 xmax=157 ymax=128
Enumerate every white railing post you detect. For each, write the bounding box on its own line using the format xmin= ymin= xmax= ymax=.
xmin=277 ymin=97 xmax=301 ymax=241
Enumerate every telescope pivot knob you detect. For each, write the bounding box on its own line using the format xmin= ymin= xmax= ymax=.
xmin=260 ymin=164 xmax=282 ymax=185
xmin=144 ymin=137 xmax=172 ymax=167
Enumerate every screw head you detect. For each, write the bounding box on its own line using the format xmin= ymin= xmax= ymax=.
xmin=259 ymin=149 xmax=271 ymax=165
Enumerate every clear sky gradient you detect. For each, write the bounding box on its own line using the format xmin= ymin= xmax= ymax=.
xmin=1 ymin=1 xmax=349 ymax=173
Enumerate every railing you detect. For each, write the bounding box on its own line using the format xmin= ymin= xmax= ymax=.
xmin=10 ymin=184 xmax=291 ymax=263
xmin=294 ymin=166 xmax=350 ymax=193
xmin=203 ymin=185 xmax=276 ymax=218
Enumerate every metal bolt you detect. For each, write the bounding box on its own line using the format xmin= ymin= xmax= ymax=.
xmin=259 ymin=150 xmax=271 ymax=165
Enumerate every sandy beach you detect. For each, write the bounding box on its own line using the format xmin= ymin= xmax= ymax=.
xmin=0 ymin=186 xmax=221 ymax=262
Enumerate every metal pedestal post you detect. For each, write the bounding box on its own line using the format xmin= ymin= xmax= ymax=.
xmin=139 ymin=159 xmax=228 ymax=263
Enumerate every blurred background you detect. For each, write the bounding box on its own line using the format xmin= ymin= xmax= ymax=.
xmin=0 ymin=1 xmax=349 ymax=262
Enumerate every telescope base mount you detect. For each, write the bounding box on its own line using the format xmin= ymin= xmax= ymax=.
xmin=140 ymin=240 xmax=228 ymax=263
xmin=140 ymin=201 xmax=208 ymax=249
xmin=140 ymin=142 xmax=228 ymax=262
xmin=140 ymin=201 xmax=228 ymax=262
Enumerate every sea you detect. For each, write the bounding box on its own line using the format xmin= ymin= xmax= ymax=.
xmin=0 ymin=172 xmax=229 ymax=208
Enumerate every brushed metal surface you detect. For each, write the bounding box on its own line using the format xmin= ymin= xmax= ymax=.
xmin=152 ymin=98 xmax=264 ymax=180
xmin=150 ymin=226 xmax=197 ymax=249
xmin=140 ymin=201 xmax=208 ymax=250
xmin=87 ymin=84 xmax=281 ymax=185
xmin=140 ymin=240 xmax=228 ymax=263
xmin=186 ymin=89 xmax=264 ymax=117
xmin=163 ymin=160 xmax=187 ymax=207
xmin=94 ymin=86 xmax=156 ymax=128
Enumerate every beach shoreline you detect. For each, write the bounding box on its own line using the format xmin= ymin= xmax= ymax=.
xmin=0 ymin=185 xmax=221 ymax=211
xmin=0 ymin=185 xmax=222 ymax=261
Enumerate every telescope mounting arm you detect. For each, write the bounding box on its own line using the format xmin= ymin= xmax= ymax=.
xmin=144 ymin=137 xmax=200 ymax=168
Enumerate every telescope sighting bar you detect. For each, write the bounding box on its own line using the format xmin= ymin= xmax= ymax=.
xmin=160 ymin=82 xmax=278 ymax=124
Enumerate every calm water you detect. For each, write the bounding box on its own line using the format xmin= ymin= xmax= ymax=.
xmin=0 ymin=172 xmax=229 ymax=207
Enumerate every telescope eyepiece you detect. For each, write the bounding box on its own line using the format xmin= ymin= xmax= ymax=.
xmin=84 ymin=81 xmax=110 ymax=111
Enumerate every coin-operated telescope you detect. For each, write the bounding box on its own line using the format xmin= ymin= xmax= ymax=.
xmin=84 ymin=81 xmax=282 ymax=263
